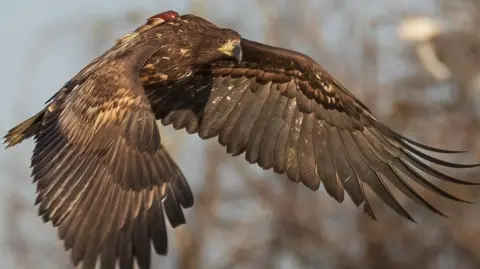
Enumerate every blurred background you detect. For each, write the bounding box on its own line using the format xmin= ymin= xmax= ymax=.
xmin=2 ymin=0 xmax=480 ymax=268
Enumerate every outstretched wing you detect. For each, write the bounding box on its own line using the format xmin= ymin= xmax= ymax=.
xmin=143 ymin=38 xmax=478 ymax=220
xmin=31 ymin=42 xmax=193 ymax=269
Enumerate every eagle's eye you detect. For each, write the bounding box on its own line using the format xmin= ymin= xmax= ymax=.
xmin=218 ymin=38 xmax=226 ymax=45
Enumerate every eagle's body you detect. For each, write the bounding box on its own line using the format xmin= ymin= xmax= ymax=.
xmin=3 ymin=11 xmax=479 ymax=269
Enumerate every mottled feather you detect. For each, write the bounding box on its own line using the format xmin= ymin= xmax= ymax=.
xmin=144 ymin=38 xmax=479 ymax=221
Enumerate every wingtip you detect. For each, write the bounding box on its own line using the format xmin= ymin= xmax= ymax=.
xmin=460 ymin=198 xmax=475 ymax=204
xmin=402 ymin=208 xmax=416 ymax=223
xmin=362 ymin=202 xmax=377 ymax=220
xmin=437 ymin=210 xmax=450 ymax=219
xmin=393 ymin=129 xmax=467 ymax=154
xmin=3 ymin=136 xmax=16 ymax=149
xmin=373 ymin=120 xmax=469 ymax=154
xmin=448 ymin=178 xmax=480 ymax=186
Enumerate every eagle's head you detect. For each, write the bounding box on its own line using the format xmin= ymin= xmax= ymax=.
xmin=207 ymin=28 xmax=243 ymax=63
xmin=137 ymin=13 xmax=244 ymax=84
xmin=171 ymin=15 xmax=243 ymax=66
xmin=186 ymin=28 xmax=242 ymax=66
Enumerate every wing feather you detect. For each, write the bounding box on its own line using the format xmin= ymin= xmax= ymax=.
xmin=143 ymin=38 xmax=478 ymax=220
xmin=29 ymin=47 xmax=193 ymax=269
xmin=329 ymin=127 xmax=365 ymax=207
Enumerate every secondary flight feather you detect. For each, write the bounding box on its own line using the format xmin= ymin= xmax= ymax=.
xmin=4 ymin=10 xmax=479 ymax=269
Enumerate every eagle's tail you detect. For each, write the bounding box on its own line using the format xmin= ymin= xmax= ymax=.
xmin=4 ymin=108 xmax=47 ymax=148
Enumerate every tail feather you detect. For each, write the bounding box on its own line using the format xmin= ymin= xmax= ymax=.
xmin=4 ymin=108 xmax=47 ymax=148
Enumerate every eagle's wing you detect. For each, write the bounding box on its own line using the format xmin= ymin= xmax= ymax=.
xmin=32 ymin=47 xmax=193 ymax=269
xmin=144 ymin=38 xmax=478 ymax=220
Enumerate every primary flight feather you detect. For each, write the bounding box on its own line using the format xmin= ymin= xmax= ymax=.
xmin=4 ymin=10 xmax=479 ymax=269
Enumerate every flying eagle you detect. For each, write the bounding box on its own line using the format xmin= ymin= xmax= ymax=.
xmin=4 ymin=10 xmax=479 ymax=269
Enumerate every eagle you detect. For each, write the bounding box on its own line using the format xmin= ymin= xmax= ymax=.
xmin=3 ymin=10 xmax=479 ymax=269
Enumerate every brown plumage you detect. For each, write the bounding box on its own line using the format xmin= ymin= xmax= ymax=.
xmin=145 ymin=37 xmax=480 ymax=218
xmin=3 ymin=10 xmax=479 ymax=269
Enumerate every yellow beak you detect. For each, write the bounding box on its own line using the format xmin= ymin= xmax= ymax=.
xmin=218 ymin=40 xmax=243 ymax=63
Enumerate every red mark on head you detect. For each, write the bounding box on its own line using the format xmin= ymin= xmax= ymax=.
xmin=148 ymin=10 xmax=179 ymax=21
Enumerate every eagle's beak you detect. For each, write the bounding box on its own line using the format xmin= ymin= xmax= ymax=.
xmin=233 ymin=43 xmax=243 ymax=63
xmin=219 ymin=40 xmax=243 ymax=63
